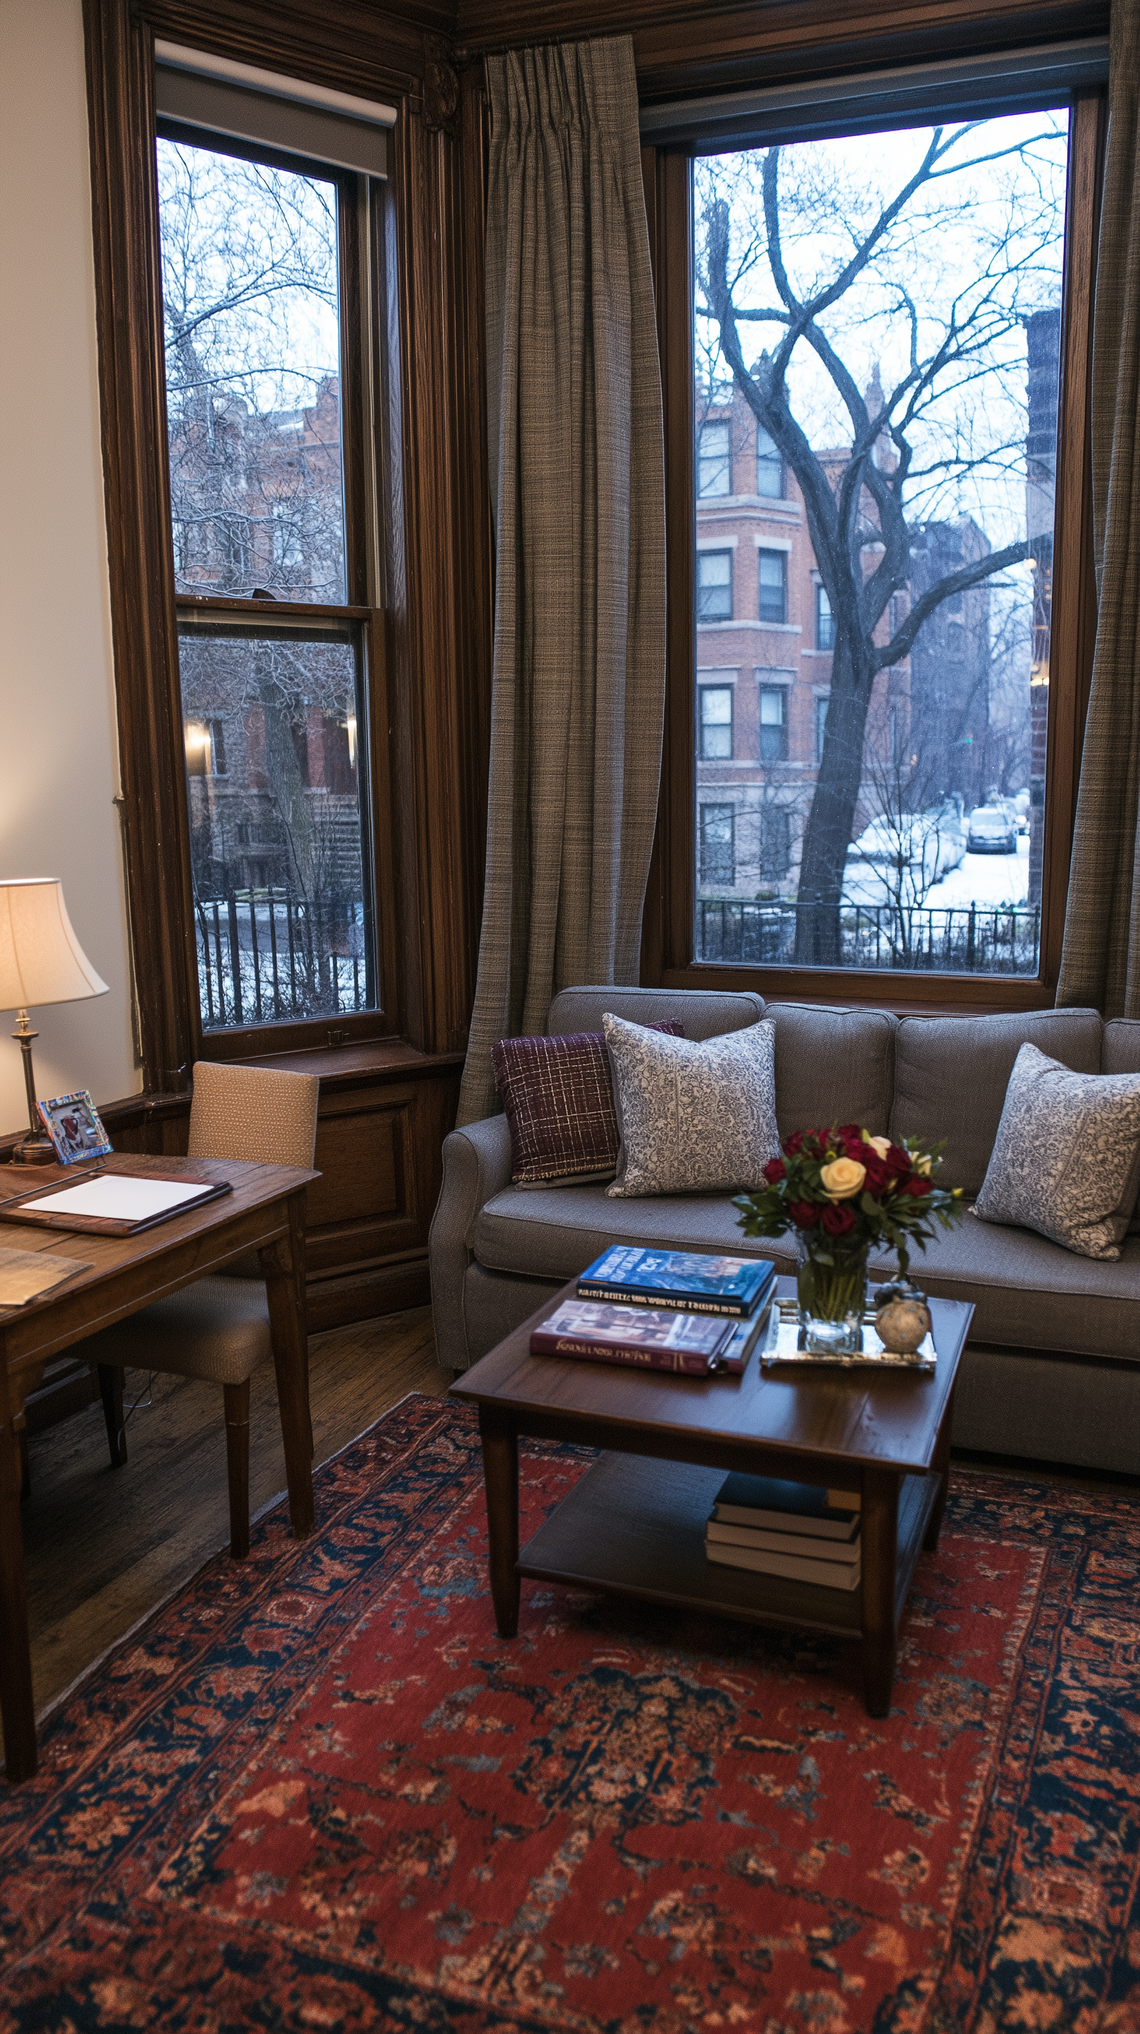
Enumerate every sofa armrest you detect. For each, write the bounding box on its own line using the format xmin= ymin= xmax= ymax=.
xmin=429 ymin=1114 xmax=514 ymax=1371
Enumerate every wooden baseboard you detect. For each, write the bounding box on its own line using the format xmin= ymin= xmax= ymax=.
xmin=306 ymin=1257 xmax=432 ymax=1333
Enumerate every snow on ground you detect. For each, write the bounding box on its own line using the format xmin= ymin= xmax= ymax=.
xmin=925 ymin=836 xmax=1030 ymax=910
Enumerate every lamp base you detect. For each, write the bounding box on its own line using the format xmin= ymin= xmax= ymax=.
xmin=11 ymin=1130 xmax=57 ymax=1165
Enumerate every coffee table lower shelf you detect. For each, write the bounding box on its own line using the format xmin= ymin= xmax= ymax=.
xmin=518 ymin=1451 xmax=939 ymax=1642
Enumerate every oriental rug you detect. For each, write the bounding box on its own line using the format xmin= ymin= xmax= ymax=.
xmin=1 ymin=1394 xmax=1137 ymax=2033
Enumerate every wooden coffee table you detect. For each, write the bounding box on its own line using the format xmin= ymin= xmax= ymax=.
xmin=450 ymin=1278 xmax=973 ymax=1716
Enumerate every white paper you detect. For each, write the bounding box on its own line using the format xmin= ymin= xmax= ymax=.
xmin=21 ymin=1176 xmax=216 ymax=1223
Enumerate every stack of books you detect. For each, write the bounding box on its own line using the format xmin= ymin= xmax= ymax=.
xmin=704 ymin=1473 xmax=862 ymax=1589
xmin=529 ymin=1246 xmax=775 ymax=1376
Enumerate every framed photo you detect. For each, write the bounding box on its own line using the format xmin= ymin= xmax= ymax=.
xmin=37 ymin=1089 xmax=113 ymax=1166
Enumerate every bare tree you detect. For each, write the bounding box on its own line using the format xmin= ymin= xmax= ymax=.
xmin=697 ymin=116 xmax=1066 ymax=961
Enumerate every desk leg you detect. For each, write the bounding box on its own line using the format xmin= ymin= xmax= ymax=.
xmin=261 ymin=1192 xmax=314 ymax=1543
xmin=0 ymin=1400 xmax=36 ymax=1782
xmin=478 ymin=1409 xmax=520 ymax=1639
xmin=860 ymin=1468 xmax=900 ymax=1719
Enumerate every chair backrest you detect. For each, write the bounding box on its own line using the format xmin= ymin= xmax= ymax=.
xmin=187 ymin=1062 xmax=320 ymax=1169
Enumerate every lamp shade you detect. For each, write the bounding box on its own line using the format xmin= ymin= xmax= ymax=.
xmin=0 ymin=879 xmax=110 ymax=1012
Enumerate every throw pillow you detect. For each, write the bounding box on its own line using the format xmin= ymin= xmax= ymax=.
xmin=492 ymin=1023 xmax=683 ymax=1186
xmin=603 ymin=1012 xmax=779 ymax=1197
xmin=973 ymin=1042 xmax=1140 ymax=1259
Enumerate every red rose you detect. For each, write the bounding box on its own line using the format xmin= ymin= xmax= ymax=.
xmin=784 ymin=1131 xmax=805 ymax=1157
xmin=905 ymin=1174 xmax=931 ymax=1197
xmin=763 ymin=1157 xmax=787 ymax=1185
xmin=837 ymin=1124 xmax=864 ymax=1147
xmin=860 ymin=1150 xmax=890 ymax=1195
xmin=820 ymin=1201 xmax=857 ymax=1237
xmin=787 ymin=1200 xmax=820 ymax=1228
xmin=886 ymin=1144 xmax=911 ymax=1174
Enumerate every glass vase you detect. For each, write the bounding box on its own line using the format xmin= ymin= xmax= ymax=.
xmin=795 ymin=1231 xmax=870 ymax=1355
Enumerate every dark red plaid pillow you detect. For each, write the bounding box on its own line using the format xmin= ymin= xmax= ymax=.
xmin=492 ymin=1023 xmax=684 ymax=1184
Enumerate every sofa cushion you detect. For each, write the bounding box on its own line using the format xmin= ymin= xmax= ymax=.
xmin=492 ymin=1022 xmax=682 ymax=1185
xmin=866 ymin=1211 xmax=1140 ymax=1362
xmin=547 ymin=985 xmax=765 ymax=1042
xmin=1103 ymin=1018 xmax=1140 ymax=1077
xmin=972 ymin=1044 xmax=1140 ymax=1259
xmin=474 ymin=1180 xmax=797 ymax=1286
xmin=604 ymin=1012 xmax=779 ymax=1196
xmin=891 ymin=1007 xmax=1103 ymax=1195
xmin=765 ymin=1002 xmax=897 ymax=1140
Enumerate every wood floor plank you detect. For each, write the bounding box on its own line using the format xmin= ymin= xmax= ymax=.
xmin=14 ymin=1305 xmax=451 ymax=1733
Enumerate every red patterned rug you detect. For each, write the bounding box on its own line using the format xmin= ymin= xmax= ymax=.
xmin=1 ymin=1393 xmax=1137 ymax=2033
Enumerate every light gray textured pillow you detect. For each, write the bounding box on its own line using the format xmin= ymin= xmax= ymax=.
xmin=603 ymin=1012 xmax=778 ymax=1197
xmin=974 ymin=1042 xmax=1140 ymax=1259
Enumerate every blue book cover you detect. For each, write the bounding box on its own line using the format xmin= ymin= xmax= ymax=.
xmin=577 ymin=1245 xmax=775 ymax=1318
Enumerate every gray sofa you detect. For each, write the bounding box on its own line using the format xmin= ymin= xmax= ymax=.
xmin=429 ymin=986 xmax=1140 ymax=1474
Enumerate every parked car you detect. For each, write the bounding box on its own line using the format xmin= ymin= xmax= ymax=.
xmin=966 ymin=805 xmax=1019 ymax=854
xmin=842 ymin=805 xmax=967 ymax=908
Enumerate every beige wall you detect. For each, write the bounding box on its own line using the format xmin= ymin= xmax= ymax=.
xmin=0 ymin=0 xmax=140 ymax=1138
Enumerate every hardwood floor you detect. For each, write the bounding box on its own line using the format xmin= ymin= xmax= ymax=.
xmin=16 ymin=1306 xmax=452 ymax=1734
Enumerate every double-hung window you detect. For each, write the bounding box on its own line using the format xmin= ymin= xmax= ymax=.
xmin=757 ymin=550 xmax=787 ymax=625
xmin=697 ymin=549 xmax=733 ymax=621
xmin=699 ymin=685 xmax=734 ymax=759
xmin=698 ymin=421 xmax=731 ymax=496
xmin=152 ymin=51 xmax=394 ymax=1045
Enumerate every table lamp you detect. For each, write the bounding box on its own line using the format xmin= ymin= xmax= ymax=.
xmin=0 ymin=879 xmax=110 ymax=1164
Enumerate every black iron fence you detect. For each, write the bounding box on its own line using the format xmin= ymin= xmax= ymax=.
xmin=195 ymin=888 xmax=370 ymax=1028
xmin=697 ymin=898 xmax=1041 ymax=974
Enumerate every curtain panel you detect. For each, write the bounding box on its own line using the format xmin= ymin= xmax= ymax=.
xmin=456 ymin=36 xmax=666 ymax=1126
xmin=1058 ymin=0 xmax=1140 ymax=1016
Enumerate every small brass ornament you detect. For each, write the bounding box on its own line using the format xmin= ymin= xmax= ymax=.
xmin=874 ymin=1288 xmax=933 ymax=1355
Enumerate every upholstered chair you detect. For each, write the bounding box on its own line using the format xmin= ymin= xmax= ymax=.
xmin=85 ymin=1061 xmax=320 ymax=1558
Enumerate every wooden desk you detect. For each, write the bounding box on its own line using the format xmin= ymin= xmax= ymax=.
xmin=0 ymin=1152 xmax=318 ymax=1784
xmin=452 ymin=1276 xmax=973 ymax=1719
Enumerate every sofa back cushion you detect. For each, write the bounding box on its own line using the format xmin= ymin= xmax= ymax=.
xmin=547 ymin=985 xmax=764 ymax=1041
xmin=1103 ymin=1018 xmax=1140 ymax=1076
xmin=891 ymin=1007 xmax=1104 ymax=1195
xmin=764 ymin=1003 xmax=897 ymax=1142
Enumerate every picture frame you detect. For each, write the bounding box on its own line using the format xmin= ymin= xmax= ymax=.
xmin=36 ymin=1089 xmax=113 ymax=1166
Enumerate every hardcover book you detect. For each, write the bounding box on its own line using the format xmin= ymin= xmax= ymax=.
xmin=711 ymin=1472 xmax=861 ymax=1540
xmin=531 ymin=1298 xmax=738 ymax=1374
xmin=704 ymin=1539 xmax=862 ymax=1590
xmin=576 ymin=1245 xmax=776 ymax=1318
xmin=705 ymin=1516 xmax=862 ymax=1564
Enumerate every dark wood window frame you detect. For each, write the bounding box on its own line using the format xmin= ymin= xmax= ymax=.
xmin=642 ymin=76 xmax=1103 ymax=1015
xmin=82 ymin=0 xmax=491 ymax=1093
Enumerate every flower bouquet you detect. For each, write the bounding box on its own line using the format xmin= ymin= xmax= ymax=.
xmin=734 ymin=1125 xmax=966 ymax=1354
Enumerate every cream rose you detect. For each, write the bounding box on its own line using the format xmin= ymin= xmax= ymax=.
xmin=914 ymin=1153 xmax=933 ymax=1176
xmin=820 ymin=1156 xmax=866 ymax=1200
xmin=866 ymin=1135 xmax=892 ymax=1159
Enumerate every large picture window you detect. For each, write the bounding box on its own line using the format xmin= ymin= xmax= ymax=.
xmin=685 ymin=97 xmax=1087 ymax=985
xmin=154 ymin=103 xmax=382 ymax=1037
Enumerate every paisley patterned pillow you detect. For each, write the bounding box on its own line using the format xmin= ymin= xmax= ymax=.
xmin=974 ymin=1043 xmax=1140 ymax=1259
xmin=603 ymin=1013 xmax=779 ymax=1197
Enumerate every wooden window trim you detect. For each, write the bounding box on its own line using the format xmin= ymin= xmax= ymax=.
xmin=642 ymin=87 xmax=1103 ymax=1014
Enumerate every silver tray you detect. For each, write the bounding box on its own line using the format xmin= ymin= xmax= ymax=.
xmin=760 ymin=1296 xmax=937 ymax=1372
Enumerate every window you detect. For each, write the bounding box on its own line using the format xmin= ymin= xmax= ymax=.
xmin=698 ymin=420 xmax=731 ymax=496
xmin=758 ymin=686 xmax=787 ymax=763
xmin=154 ymin=96 xmax=382 ymax=1037
xmin=760 ymin=807 xmax=792 ymax=880
xmin=815 ymin=695 xmax=829 ymax=766
xmin=757 ymin=550 xmax=787 ymax=625
xmin=757 ymin=428 xmax=783 ymax=498
xmin=669 ymin=78 xmax=1099 ymax=996
xmin=699 ymin=685 xmax=733 ymax=759
xmin=816 ymin=584 xmax=834 ymax=650
xmin=699 ymin=804 xmax=735 ymax=885
xmin=697 ymin=549 xmax=733 ymax=621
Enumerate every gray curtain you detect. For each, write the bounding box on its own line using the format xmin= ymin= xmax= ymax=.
xmin=1057 ymin=0 xmax=1140 ymax=1017
xmin=456 ymin=36 xmax=666 ymax=1125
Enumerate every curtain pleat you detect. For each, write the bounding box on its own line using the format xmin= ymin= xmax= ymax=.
xmin=456 ymin=36 xmax=666 ymax=1125
xmin=1057 ymin=0 xmax=1140 ymax=1016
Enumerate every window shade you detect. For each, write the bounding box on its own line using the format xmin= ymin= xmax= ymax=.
xmin=155 ymin=42 xmax=395 ymax=177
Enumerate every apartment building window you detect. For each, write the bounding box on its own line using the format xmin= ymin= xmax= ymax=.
xmin=672 ymin=63 xmax=1099 ymax=995
xmin=758 ymin=686 xmax=787 ymax=763
xmin=757 ymin=427 xmax=783 ymax=498
xmin=151 ymin=59 xmax=393 ymax=1043
xmin=697 ymin=549 xmax=733 ymax=621
xmin=699 ymin=685 xmax=734 ymax=759
xmin=757 ymin=550 xmax=787 ymax=625
xmin=816 ymin=584 xmax=834 ymax=650
xmin=698 ymin=420 xmax=731 ymax=496
xmin=699 ymin=804 xmax=735 ymax=885
xmin=760 ymin=807 xmax=792 ymax=880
